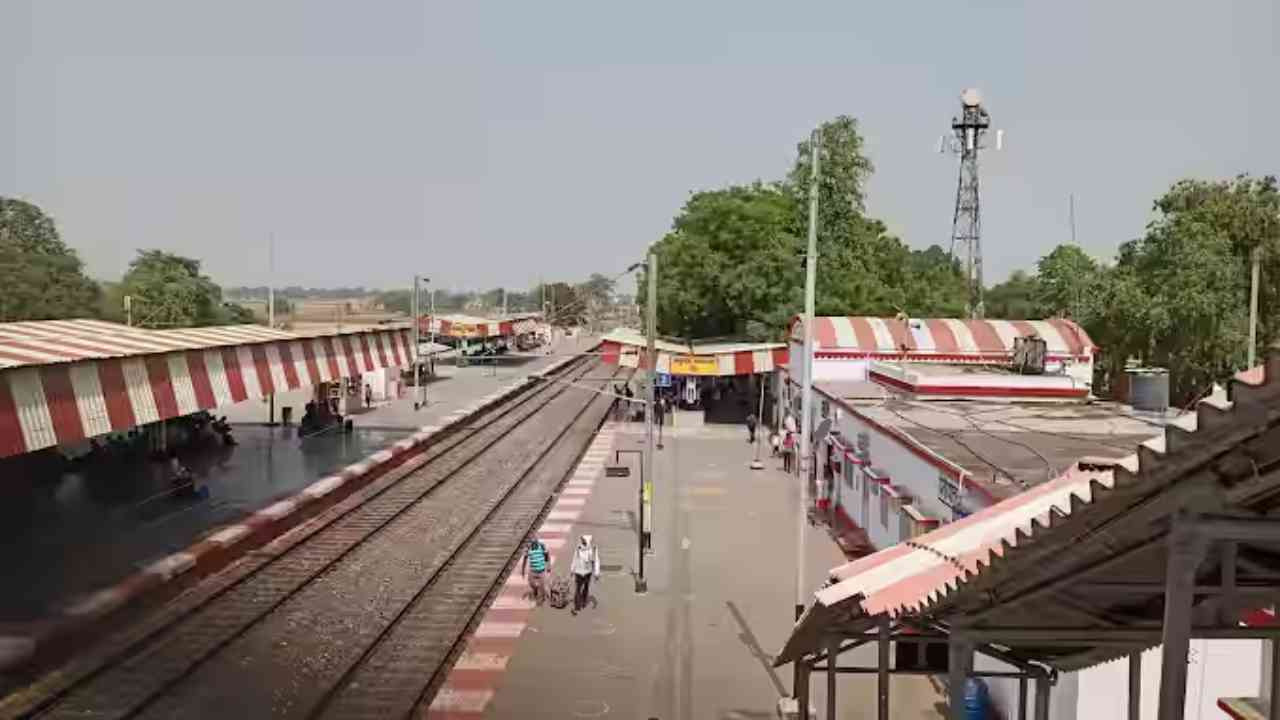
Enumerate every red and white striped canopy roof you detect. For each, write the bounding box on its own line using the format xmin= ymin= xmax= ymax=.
xmin=0 ymin=319 xmax=297 ymax=370
xmin=0 ymin=320 xmax=413 ymax=459
xmin=791 ymin=317 xmax=1096 ymax=359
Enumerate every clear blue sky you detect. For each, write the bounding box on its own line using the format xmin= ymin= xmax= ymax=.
xmin=1 ymin=1 xmax=1276 ymax=294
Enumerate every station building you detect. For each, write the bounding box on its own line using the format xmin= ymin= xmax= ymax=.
xmin=598 ymin=328 xmax=787 ymax=424
xmin=778 ymin=316 xmax=1169 ymax=548
xmin=779 ymin=315 xmax=1274 ymax=719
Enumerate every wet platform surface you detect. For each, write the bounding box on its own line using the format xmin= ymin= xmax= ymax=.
xmin=0 ymin=424 xmax=410 ymax=623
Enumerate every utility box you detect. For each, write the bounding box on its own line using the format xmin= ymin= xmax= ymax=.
xmin=1013 ymin=335 xmax=1047 ymax=375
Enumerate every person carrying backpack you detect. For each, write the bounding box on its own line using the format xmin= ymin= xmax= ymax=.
xmin=570 ymin=534 xmax=601 ymax=615
xmin=521 ymin=535 xmax=552 ymax=605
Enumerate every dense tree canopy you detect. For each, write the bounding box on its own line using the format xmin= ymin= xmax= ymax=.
xmin=997 ymin=175 xmax=1279 ymax=404
xmin=119 ymin=250 xmax=249 ymax=328
xmin=0 ymin=198 xmax=101 ymax=321
xmin=646 ymin=116 xmax=968 ymax=340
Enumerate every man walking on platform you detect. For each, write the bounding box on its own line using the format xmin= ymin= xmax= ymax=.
xmin=521 ymin=535 xmax=551 ymax=605
xmin=570 ymin=534 xmax=600 ymax=615
xmin=746 ymin=412 xmax=758 ymax=445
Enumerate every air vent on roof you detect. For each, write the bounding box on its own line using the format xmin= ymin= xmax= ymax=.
xmin=1012 ymin=335 xmax=1047 ymax=375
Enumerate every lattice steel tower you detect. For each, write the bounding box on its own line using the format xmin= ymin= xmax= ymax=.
xmin=943 ymin=88 xmax=999 ymax=319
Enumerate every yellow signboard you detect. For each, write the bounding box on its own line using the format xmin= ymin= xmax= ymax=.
xmin=670 ymin=355 xmax=719 ymax=376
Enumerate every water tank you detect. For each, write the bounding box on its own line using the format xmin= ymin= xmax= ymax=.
xmin=1128 ymin=368 xmax=1170 ymax=412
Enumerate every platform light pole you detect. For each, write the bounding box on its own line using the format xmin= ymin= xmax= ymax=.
xmin=429 ymin=287 xmax=436 ymax=375
xmin=643 ymin=250 xmax=657 ymax=559
xmin=413 ymin=275 xmax=422 ymax=409
xmin=793 ymin=127 xmax=820 ymax=704
xmin=267 ymin=234 xmax=276 ymax=426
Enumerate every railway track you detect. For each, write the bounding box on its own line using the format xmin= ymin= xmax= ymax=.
xmin=5 ymin=355 xmax=627 ymax=720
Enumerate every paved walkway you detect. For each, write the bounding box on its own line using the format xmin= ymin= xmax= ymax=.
xmin=220 ymin=335 xmax=592 ymax=431
xmin=430 ymin=422 xmax=944 ymax=719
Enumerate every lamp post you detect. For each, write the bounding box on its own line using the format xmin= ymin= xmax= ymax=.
xmin=413 ymin=276 xmax=429 ymax=409
xmin=793 ymin=126 xmax=820 ymax=708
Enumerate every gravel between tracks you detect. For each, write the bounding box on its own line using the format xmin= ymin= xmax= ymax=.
xmin=20 ymin=357 xmax=614 ymax=720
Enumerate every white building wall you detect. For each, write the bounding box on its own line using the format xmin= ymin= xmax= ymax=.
xmin=978 ymin=637 xmax=1262 ymax=719
xmin=816 ymin=390 xmax=964 ymax=538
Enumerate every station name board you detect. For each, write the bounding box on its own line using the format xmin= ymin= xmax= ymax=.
xmin=670 ymin=355 xmax=718 ymax=376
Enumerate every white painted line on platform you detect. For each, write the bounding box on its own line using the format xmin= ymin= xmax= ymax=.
xmin=66 ymin=587 xmax=127 ymax=617
xmin=555 ymin=497 xmax=586 ymax=506
xmin=370 ymin=450 xmax=394 ymax=464
xmin=491 ymin=594 xmax=536 ymax=610
xmin=206 ymin=525 xmax=252 ymax=547
xmin=257 ymin=500 xmax=296 ymax=521
xmin=543 ymin=538 xmax=567 ymax=549
xmin=562 ymin=487 xmax=591 ymax=495
xmin=547 ymin=510 xmax=580 ymax=521
xmin=567 ymin=480 xmax=595 ymax=488
xmin=429 ymin=687 xmax=495 ymax=712
xmin=145 ymin=552 xmax=196 ymax=581
xmin=475 ymin=621 xmax=525 ymax=638
xmin=453 ymin=651 xmax=510 ymax=672
xmin=303 ymin=476 xmax=345 ymax=499
xmin=538 ymin=522 xmax=573 ymax=533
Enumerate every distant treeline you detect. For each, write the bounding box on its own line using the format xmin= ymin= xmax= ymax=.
xmin=224 ymin=286 xmax=373 ymax=300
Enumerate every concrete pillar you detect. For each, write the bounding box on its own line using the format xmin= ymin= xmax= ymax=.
xmin=878 ymin=620 xmax=890 ymax=720
xmin=948 ymin=633 xmax=973 ymax=720
xmin=1158 ymin=522 xmax=1206 ymax=720
xmin=1128 ymin=652 xmax=1142 ymax=720
xmin=827 ymin=637 xmax=838 ymax=720
xmin=1034 ymin=676 xmax=1051 ymax=720
xmin=1270 ymin=640 xmax=1280 ymax=720
xmin=797 ymin=662 xmax=811 ymax=720
xmin=1018 ymin=677 xmax=1028 ymax=720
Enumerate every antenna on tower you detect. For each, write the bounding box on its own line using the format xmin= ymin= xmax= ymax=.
xmin=941 ymin=88 xmax=1002 ymax=319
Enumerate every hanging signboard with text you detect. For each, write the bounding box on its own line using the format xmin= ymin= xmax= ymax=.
xmin=670 ymin=355 xmax=719 ymax=376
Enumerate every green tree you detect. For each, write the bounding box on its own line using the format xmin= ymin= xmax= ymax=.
xmin=577 ymin=273 xmax=615 ymax=309
xmin=648 ymin=183 xmax=799 ymax=339
xmin=119 ymin=250 xmax=238 ymax=328
xmin=0 ymin=198 xmax=101 ymax=321
xmin=984 ymin=270 xmax=1040 ymax=320
xmin=1077 ymin=175 xmax=1279 ymax=403
xmin=1034 ymin=244 xmax=1100 ymax=318
xmin=645 ymin=116 xmax=968 ymax=340
xmin=377 ymin=290 xmax=412 ymax=315
xmin=543 ymin=282 xmax=584 ymax=326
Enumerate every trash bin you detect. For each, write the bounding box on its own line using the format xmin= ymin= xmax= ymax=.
xmin=281 ymin=406 xmax=293 ymax=426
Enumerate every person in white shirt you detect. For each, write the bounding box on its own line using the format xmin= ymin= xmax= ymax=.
xmin=569 ymin=534 xmax=601 ymax=615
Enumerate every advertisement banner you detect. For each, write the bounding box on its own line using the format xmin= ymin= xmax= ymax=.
xmin=670 ymin=355 xmax=718 ymax=376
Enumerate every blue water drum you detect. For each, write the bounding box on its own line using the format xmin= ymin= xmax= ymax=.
xmin=962 ymin=677 xmax=991 ymax=719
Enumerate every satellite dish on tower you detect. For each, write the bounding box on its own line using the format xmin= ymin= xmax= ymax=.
xmin=961 ymin=88 xmax=983 ymax=107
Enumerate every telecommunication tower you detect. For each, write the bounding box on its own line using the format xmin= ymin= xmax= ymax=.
xmin=940 ymin=89 xmax=1002 ymax=319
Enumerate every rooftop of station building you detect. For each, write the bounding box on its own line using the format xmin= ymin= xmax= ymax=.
xmin=816 ymin=377 xmax=1188 ymax=501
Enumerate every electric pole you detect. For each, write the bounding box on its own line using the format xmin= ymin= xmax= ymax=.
xmin=413 ymin=275 xmax=421 ymax=409
xmin=268 ymin=233 xmax=276 ymax=425
xmin=640 ymin=251 xmax=658 ymax=592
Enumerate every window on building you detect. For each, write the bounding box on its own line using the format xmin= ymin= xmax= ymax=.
xmin=843 ymin=461 xmax=853 ymax=488
xmin=880 ymin=494 xmax=889 ymax=528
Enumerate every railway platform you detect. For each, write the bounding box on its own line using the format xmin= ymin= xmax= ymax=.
xmin=431 ymin=423 xmax=946 ymax=719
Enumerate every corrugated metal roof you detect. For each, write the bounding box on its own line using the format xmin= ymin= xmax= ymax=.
xmin=793 ymin=316 xmax=1097 ymax=358
xmin=599 ymin=328 xmax=786 ymax=355
xmin=777 ymin=349 xmax=1280 ymax=673
xmin=0 ymin=320 xmax=297 ymax=369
